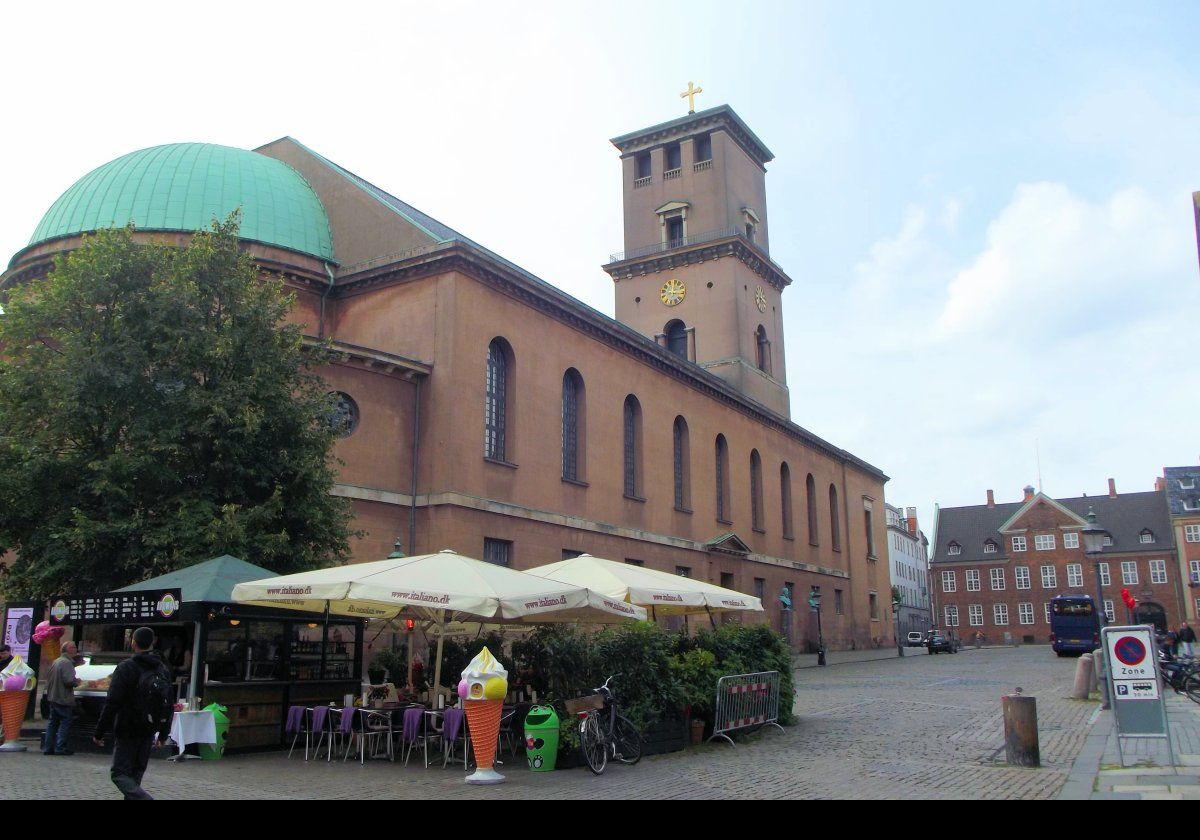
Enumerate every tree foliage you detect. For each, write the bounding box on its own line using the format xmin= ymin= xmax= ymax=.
xmin=0 ymin=216 xmax=356 ymax=598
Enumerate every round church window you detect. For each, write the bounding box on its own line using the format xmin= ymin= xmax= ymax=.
xmin=329 ymin=391 xmax=360 ymax=438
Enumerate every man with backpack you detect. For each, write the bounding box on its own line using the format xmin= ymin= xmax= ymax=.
xmin=92 ymin=627 xmax=174 ymax=800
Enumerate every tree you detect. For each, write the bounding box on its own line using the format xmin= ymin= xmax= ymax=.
xmin=0 ymin=216 xmax=356 ymax=598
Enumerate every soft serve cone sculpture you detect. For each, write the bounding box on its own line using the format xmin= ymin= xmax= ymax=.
xmin=458 ymin=646 xmax=508 ymax=785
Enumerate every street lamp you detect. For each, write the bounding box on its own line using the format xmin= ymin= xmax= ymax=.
xmin=387 ymin=538 xmax=405 ymax=559
xmin=809 ymin=587 xmax=826 ymax=666
xmin=1081 ymin=507 xmax=1107 ymax=629
xmin=892 ymin=588 xmax=904 ymax=657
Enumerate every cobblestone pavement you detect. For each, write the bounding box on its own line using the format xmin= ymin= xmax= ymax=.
xmin=1 ymin=646 xmax=1093 ymax=799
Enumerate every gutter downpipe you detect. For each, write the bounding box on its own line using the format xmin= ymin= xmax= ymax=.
xmin=318 ymin=262 xmax=335 ymax=339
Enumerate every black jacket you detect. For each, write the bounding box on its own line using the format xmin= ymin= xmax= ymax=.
xmin=95 ymin=651 xmax=173 ymax=740
xmin=1179 ymin=626 xmax=1197 ymax=644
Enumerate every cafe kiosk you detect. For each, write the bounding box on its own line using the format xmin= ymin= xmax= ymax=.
xmin=49 ymin=555 xmax=364 ymax=751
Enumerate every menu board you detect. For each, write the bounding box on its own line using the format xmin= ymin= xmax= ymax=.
xmin=3 ymin=607 xmax=34 ymax=659
xmin=48 ymin=589 xmax=183 ymax=625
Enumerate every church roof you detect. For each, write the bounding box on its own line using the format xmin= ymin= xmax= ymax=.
xmin=22 ymin=143 xmax=335 ymax=264
xmin=610 ymin=105 xmax=775 ymax=168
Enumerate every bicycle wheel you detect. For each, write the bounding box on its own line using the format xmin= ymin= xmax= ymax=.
xmin=580 ymin=713 xmax=608 ymax=775
xmin=613 ymin=715 xmax=643 ymax=765
xmin=1184 ymin=674 xmax=1200 ymax=705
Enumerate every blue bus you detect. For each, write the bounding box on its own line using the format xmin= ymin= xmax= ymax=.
xmin=1049 ymin=595 xmax=1101 ymax=656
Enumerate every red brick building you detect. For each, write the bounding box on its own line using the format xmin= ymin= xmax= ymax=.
xmin=931 ymin=482 xmax=1181 ymax=644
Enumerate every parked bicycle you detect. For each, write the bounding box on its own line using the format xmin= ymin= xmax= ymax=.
xmin=1158 ymin=649 xmax=1200 ymax=705
xmin=569 ymin=675 xmax=642 ymax=775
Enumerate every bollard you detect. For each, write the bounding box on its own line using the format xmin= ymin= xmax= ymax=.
xmin=1002 ymin=691 xmax=1040 ymax=767
xmin=1092 ymin=650 xmax=1109 ymax=710
xmin=1070 ymin=655 xmax=1094 ymax=700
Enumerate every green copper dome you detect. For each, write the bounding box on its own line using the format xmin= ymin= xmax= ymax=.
xmin=27 ymin=143 xmax=335 ymax=262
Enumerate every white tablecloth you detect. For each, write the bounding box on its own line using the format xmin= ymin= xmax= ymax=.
xmin=169 ymin=711 xmax=217 ymax=756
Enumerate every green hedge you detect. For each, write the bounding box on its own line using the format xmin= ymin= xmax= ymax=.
xmin=509 ymin=621 xmax=795 ymax=731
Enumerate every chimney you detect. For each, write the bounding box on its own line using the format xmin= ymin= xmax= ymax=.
xmin=905 ymin=507 xmax=918 ymax=535
xmin=986 ymin=489 xmax=995 ymax=508
xmin=1155 ymin=477 xmax=1166 ymax=492
xmin=1023 ymin=485 xmax=1035 ymax=502
xmin=1108 ymin=478 xmax=1117 ymax=498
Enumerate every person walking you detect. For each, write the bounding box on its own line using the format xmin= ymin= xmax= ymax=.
xmin=44 ymin=641 xmax=81 ymax=755
xmin=1178 ymin=621 xmax=1196 ymax=659
xmin=92 ymin=627 xmax=174 ymax=800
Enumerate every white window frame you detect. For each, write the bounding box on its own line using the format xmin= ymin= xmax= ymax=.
xmin=1190 ymin=560 xmax=1200 ymax=585
xmin=1140 ymin=531 xmax=1154 ymax=544
xmin=1104 ymin=600 xmax=1115 ymax=623
xmin=1035 ymin=534 xmax=1056 ymax=551
xmin=948 ymin=543 xmax=961 ymax=556
xmin=1121 ymin=561 xmax=1138 ymax=586
xmin=941 ymin=571 xmax=957 ymax=593
xmin=1180 ymin=478 xmax=1195 ymax=490
xmin=994 ymin=603 xmax=1009 ymax=626
xmin=1099 ymin=562 xmax=1111 ymax=587
xmin=1185 ymin=525 xmax=1200 ymax=543
xmin=1018 ymin=603 xmax=1034 ymax=625
xmin=1044 ymin=603 xmax=1052 ymax=624
xmin=990 ymin=568 xmax=1005 ymax=591
xmin=1015 ymin=566 xmax=1031 ymax=590
xmin=1012 ymin=536 xmax=1027 ymax=553
xmin=1041 ymin=565 xmax=1057 ymax=588
xmin=1063 ymin=532 xmax=1079 ymax=549
xmin=983 ymin=541 xmax=997 ymax=554
xmin=944 ymin=605 xmax=959 ymax=627
xmin=968 ymin=604 xmax=983 ymax=627
xmin=1067 ymin=564 xmax=1083 ymax=588
xmin=1150 ymin=559 xmax=1167 ymax=585
xmin=966 ymin=569 xmax=980 ymax=592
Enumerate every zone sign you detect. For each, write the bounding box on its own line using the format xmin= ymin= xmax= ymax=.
xmin=1107 ymin=629 xmax=1153 ymax=679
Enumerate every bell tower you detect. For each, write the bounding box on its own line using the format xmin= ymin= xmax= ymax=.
xmin=603 ymin=101 xmax=793 ymax=417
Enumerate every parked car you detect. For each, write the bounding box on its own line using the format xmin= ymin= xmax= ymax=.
xmin=926 ymin=633 xmax=958 ymax=654
xmin=906 ymin=632 xmax=925 ymax=647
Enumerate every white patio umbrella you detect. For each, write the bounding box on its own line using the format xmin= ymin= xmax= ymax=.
xmin=231 ymin=549 xmax=645 ymax=694
xmin=525 ymin=554 xmax=765 ymax=621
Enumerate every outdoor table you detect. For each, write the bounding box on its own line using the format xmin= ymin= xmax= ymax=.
xmin=168 ymin=710 xmax=217 ymax=759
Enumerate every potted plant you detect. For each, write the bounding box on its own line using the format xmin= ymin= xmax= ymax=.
xmin=671 ymin=647 xmax=720 ymax=745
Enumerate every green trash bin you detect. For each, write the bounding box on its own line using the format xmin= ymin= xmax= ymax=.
xmin=198 ymin=703 xmax=229 ymax=761
xmin=523 ymin=705 xmax=560 ymax=772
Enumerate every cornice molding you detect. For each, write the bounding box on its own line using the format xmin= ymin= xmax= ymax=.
xmin=602 ymin=236 xmax=792 ymax=291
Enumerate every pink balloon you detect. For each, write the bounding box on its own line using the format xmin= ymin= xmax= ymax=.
xmin=456 ymin=680 xmax=468 ymax=699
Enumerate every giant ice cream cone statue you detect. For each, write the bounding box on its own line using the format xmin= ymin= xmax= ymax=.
xmin=458 ymin=647 xmax=508 ymax=785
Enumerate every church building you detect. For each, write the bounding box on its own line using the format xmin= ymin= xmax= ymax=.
xmin=4 ymin=103 xmax=891 ymax=650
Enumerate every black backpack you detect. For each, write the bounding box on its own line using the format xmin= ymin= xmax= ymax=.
xmin=133 ymin=660 xmax=173 ymax=732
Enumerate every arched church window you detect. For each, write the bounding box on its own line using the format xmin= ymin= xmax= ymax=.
xmin=756 ymin=325 xmax=771 ymax=374
xmin=562 ymin=369 xmax=585 ymax=481
xmin=780 ymin=462 xmax=794 ymax=539
xmin=328 ymin=392 xmax=359 ymax=438
xmin=673 ymin=416 xmax=690 ymax=510
xmin=715 ymin=435 xmax=731 ymax=522
xmin=829 ymin=484 xmax=841 ymax=552
xmin=623 ymin=395 xmax=643 ymax=498
xmin=807 ymin=473 xmax=818 ymax=546
xmin=750 ymin=450 xmax=764 ymax=532
xmin=485 ymin=339 xmax=512 ymax=462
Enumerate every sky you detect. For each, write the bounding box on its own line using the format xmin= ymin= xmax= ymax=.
xmin=2 ymin=1 xmax=1198 ymax=537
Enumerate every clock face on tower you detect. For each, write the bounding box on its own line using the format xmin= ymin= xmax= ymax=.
xmin=755 ymin=285 xmax=767 ymax=313
xmin=660 ymin=278 xmax=686 ymax=307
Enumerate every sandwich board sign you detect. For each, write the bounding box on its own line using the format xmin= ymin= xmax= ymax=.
xmin=1101 ymin=625 xmax=1174 ymax=766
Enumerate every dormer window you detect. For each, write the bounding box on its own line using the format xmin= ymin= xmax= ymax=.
xmin=1180 ymin=478 xmax=1195 ymax=490
xmin=1139 ymin=529 xmax=1154 ymax=544
xmin=1103 ymin=535 xmax=1114 ymax=546
xmin=983 ymin=540 xmax=997 ymax=554
xmin=948 ymin=541 xmax=961 ymax=556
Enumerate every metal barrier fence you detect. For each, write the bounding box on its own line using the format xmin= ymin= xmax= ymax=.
xmin=709 ymin=671 xmax=786 ymax=745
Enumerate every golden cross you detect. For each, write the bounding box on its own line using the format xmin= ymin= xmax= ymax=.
xmin=680 ymin=81 xmax=703 ymax=114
